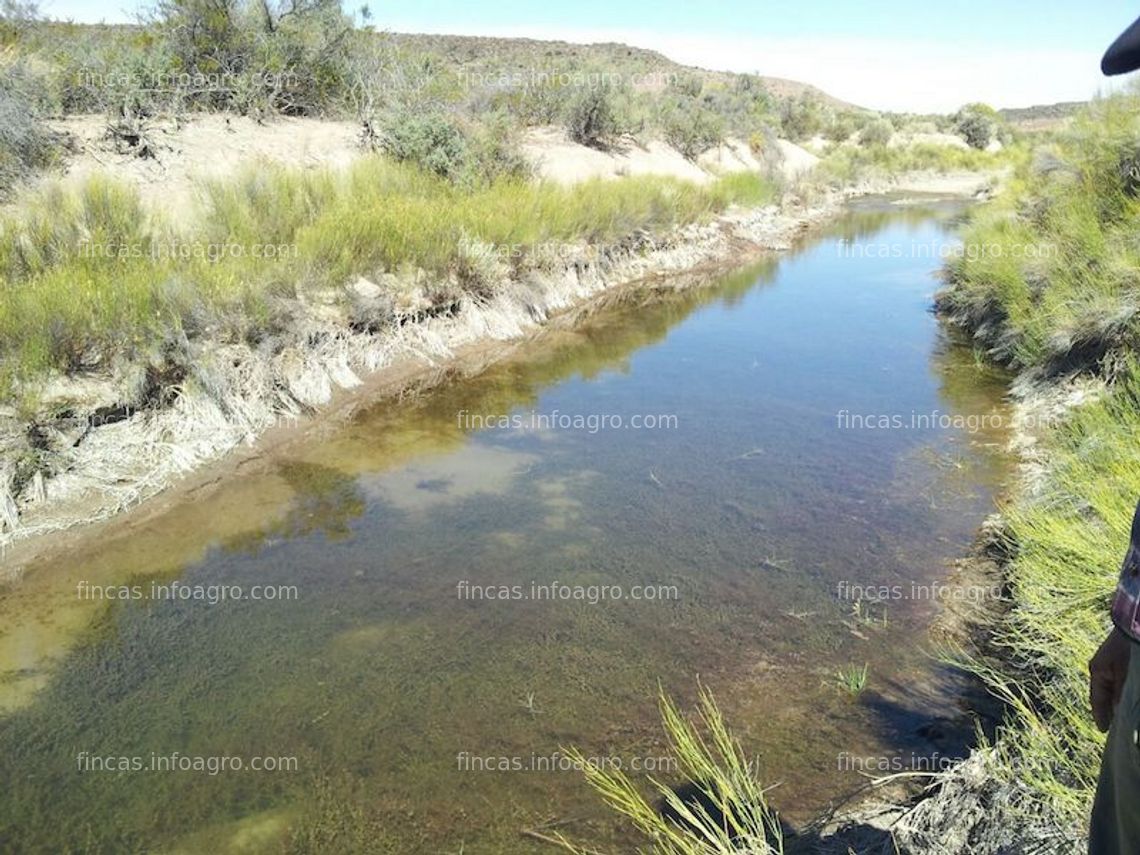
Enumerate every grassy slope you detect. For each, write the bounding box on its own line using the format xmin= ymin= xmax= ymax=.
xmin=938 ymin=92 xmax=1140 ymax=832
xmin=0 ymin=158 xmax=775 ymax=403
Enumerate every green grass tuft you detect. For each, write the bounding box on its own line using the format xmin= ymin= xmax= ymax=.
xmin=834 ymin=663 xmax=869 ymax=697
xmin=560 ymin=684 xmax=783 ymax=854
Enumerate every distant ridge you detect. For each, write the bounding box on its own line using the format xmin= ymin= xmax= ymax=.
xmin=386 ymin=31 xmax=865 ymax=110
xmin=999 ymin=100 xmax=1086 ymax=130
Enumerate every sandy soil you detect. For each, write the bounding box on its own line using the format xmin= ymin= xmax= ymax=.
xmin=520 ymin=127 xmax=710 ymax=184
xmin=773 ymin=138 xmax=821 ymax=177
xmin=520 ymin=128 xmax=821 ymax=185
xmin=46 ymin=114 xmax=362 ymax=214
xmin=696 ymin=137 xmax=763 ymax=174
xmin=46 ymin=115 xmax=816 ymax=208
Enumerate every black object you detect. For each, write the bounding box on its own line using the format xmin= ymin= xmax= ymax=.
xmin=1103 ymin=14 xmax=1140 ymax=75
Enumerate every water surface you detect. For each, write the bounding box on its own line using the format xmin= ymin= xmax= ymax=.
xmin=0 ymin=198 xmax=1014 ymax=853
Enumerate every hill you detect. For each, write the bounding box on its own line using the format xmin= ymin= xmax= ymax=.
xmin=998 ymin=100 xmax=1086 ymax=131
xmin=384 ymin=31 xmax=864 ymax=109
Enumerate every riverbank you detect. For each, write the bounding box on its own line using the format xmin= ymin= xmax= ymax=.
xmin=814 ymin=376 xmax=1106 ymax=854
xmin=824 ymin=92 xmax=1140 ymax=855
xmin=0 ymin=163 xmax=996 ymax=574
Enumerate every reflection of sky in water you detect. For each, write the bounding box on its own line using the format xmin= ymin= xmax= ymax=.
xmin=0 ymin=200 xmax=1016 ymax=854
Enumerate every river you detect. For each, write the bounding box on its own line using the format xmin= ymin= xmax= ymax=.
xmin=0 ymin=196 xmax=1014 ymax=853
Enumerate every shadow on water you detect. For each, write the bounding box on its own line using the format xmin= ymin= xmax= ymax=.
xmin=0 ymin=198 xmax=1018 ymax=853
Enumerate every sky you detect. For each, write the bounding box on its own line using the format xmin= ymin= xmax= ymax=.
xmin=37 ymin=0 xmax=1139 ymax=112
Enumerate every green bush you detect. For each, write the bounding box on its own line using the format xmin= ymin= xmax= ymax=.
xmin=377 ymin=111 xmax=470 ymax=182
xmin=662 ymin=99 xmax=725 ymax=159
xmin=778 ymin=93 xmax=826 ymax=142
xmin=0 ymin=0 xmax=39 ymax=44
xmin=499 ymin=79 xmax=570 ymax=126
xmin=110 ymin=0 xmax=356 ymax=115
xmin=463 ymin=115 xmax=532 ymax=185
xmin=376 ymin=111 xmax=529 ymax=188
xmin=564 ymin=84 xmax=620 ymax=149
xmin=824 ymin=110 xmax=858 ymax=143
xmin=954 ymin=102 xmax=1001 ymax=150
xmin=858 ymin=117 xmax=894 ymax=147
xmin=690 ymin=75 xmax=775 ymax=138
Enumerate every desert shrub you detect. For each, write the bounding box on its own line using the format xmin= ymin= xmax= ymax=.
xmin=375 ymin=111 xmax=528 ymax=187
xmin=859 ymin=117 xmax=894 ymax=147
xmin=142 ymin=0 xmax=354 ymax=115
xmin=956 ymin=113 xmax=992 ymax=149
xmin=672 ymin=73 xmax=704 ymax=99
xmin=10 ymin=1 xmax=357 ymax=117
xmin=662 ymin=99 xmax=725 ymax=159
xmin=955 ymin=102 xmax=1001 ymax=150
xmin=0 ymin=0 xmax=39 ymax=43
xmin=902 ymin=118 xmax=939 ymax=135
xmin=64 ymin=32 xmax=179 ymax=115
xmin=347 ymin=37 xmax=459 ymax=133
xmin=0 ymin=62 xmax=64 ymax=197
xmin=778 ymin=93 xmax=826 ymax=141
xmin=492 ymin=71 xmax=646 ymax=140
xmin=377 ymin=110 xmax=469 ymax=181
xmin=694 ymin=76 xmax=775 ymax=138
xmin=732 ymin=73 xmax=771 ymax=106
xmin=564 ymin=83 xmax=620 ymax=148
xmin=462 ymin=114 xmax=531 ymax=185
xmin=824 ymin=110 xmax=858 ymax=143
xmin=499 ymin=78 xmax=569 ymax=126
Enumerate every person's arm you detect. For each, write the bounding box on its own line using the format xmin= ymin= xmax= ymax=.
xmin=1090 ymin=626 xmax=1132 ymax=732
xmin=1090 ymin=500 xmax=1140 ymax=732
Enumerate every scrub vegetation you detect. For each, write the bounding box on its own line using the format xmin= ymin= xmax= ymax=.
xmin=937 ymin=89 xmax=1140 ymax=837
xmin=1 ymin=0 xmax=1014 ymax=195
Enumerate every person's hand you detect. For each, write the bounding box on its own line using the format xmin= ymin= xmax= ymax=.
xmin=1090 ymin=627 xmax=1132 ymax=732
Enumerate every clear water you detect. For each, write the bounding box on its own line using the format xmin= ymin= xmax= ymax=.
xmin=0 ymin=198 xmax=1014 ymax=853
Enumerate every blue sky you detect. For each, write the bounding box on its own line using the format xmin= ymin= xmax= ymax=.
xmin=37 ymin=0 xmax=1138 ymax=111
